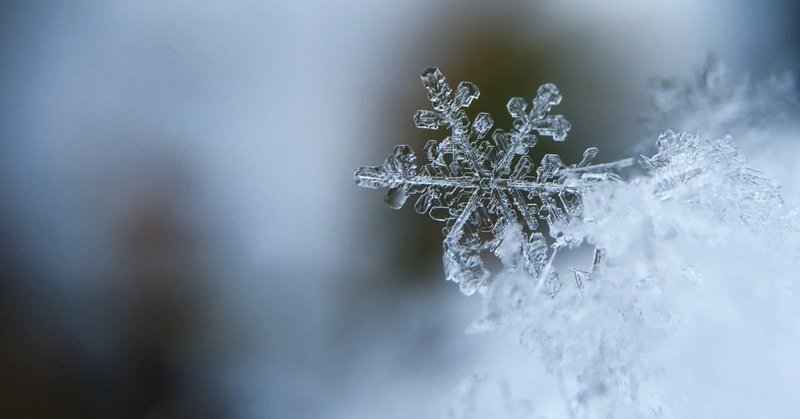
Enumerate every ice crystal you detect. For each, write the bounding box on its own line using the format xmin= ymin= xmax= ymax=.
xmin=647 ymin=58 xmax=800 ymax=202
xmin=639 ymin=130 xmax=797 ymax=253
xmin=354 ymin=67 xmax=633 ymax=295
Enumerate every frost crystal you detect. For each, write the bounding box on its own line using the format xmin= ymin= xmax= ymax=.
xmin=355 ymin=67 xmax=633 ymax=295
xmin=647 ymin=58 xmax=800 ymax=202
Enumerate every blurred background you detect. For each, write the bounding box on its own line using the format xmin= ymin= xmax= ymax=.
xmin=1 ymin=1 xmax=798 ymax=418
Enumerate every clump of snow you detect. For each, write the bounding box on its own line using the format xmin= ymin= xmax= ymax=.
xmin=469 ymin=127 xmax=800 ymax=419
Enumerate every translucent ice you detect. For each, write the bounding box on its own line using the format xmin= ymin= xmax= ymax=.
xmin=354 ymin=68 xmax=632 ymax=295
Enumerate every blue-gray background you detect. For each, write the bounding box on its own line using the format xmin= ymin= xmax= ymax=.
xmin=1 ymin=1 xmax=798 ymax=418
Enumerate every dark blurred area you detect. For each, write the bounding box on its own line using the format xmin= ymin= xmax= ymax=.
xmin=1 ymin=1 xmax=798 ymax=418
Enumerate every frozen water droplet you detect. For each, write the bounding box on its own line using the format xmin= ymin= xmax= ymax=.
xmin=385 ymin=185 xmax=409 ymax=209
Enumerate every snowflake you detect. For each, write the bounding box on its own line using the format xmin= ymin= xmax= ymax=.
xmin=354 ymin=67 xmax=633 ymax=295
